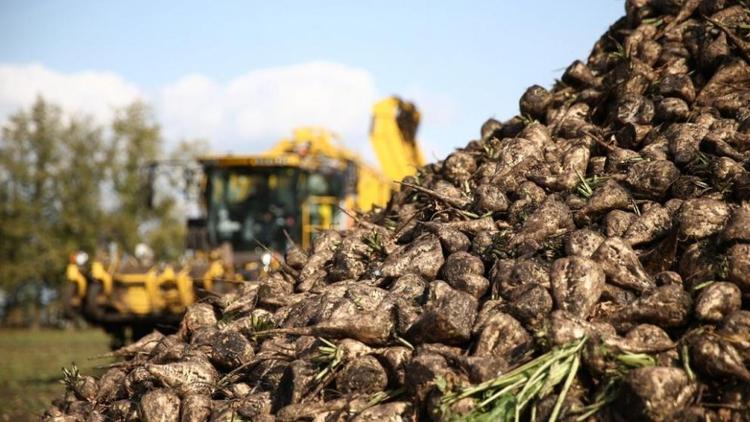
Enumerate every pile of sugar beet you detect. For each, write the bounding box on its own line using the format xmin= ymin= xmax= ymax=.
xmin=47 ymin=1 xmax=750 ymax=421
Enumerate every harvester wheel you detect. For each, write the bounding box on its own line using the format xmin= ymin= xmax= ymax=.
xmin=106 ymin=324 xmax=126 ymax=350
xmin=83 ymin=281 xmax=103 ymax=320
xmin=132 ymin=324 xmax=153 ymax=342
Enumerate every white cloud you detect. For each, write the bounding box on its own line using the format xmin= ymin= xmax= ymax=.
xmin=157 ymin=61 xmax=378 ymax=155
xmin=0 ymin=63 xmax=142 ymax=123
xmin=0 ymin=62 xmax=459 ymax=164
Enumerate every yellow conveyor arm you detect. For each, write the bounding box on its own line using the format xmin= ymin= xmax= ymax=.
xmin=369 ymin=97 xmax=425 ymax=183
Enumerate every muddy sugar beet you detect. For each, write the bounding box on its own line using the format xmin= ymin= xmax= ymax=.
xmin=47 ymin=1 xmax=750 ymax=421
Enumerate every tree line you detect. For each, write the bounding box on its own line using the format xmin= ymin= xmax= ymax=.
xmin=0 ymin=97 xmax=202 ymax=292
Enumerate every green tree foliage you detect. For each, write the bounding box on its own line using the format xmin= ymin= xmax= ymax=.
xmin=56 ymin=117 xmax=108 ymax=259
xmin=1 ymin=99 xmax=69 ymax=288
xmin=108 ymin=102 xmax=174 ymax=257
xmin=0 ymin=98 xmax=192 ymax=290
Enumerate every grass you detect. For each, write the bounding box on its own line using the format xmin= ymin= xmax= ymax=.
xmin=0 ymin=328 xmax=111 ymax=421
xmin=574 ymin=169 xmax=608 ymax=198
xmin=439 ymin=339 xmax=659 ymax=421
xmin=362 ymin=230 xmax=387 ymax=257
xmin=312 ymin=337 xmax=343 ymax=382
xmin=440 ymin=338 xmax=587 ymax=422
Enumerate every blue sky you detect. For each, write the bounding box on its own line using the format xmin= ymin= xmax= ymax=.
xmin=0 ymin=1 xmax=624 ymax=161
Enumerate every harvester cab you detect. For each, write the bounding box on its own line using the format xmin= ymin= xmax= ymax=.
xmin=190 ymin=96 xmax=424 ymax=275
xmin=194 ymin=127 xmax=389 ymax=258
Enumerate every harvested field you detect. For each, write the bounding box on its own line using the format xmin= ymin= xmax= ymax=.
xmin=0 ymin=329 xmax=110 ymax=422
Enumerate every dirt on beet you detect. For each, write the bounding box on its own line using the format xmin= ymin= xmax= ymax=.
xmin=46 ymin=1 xmax=750 ymax=421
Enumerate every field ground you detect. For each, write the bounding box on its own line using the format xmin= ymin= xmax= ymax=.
xmin=0 ymin=328 xmax=111 ymax=421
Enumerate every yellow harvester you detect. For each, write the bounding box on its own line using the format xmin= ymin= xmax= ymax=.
xmin=65 ymin=96 xmax=424 ymax=345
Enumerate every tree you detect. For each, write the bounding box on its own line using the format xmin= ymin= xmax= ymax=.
xmin=55 ymin=117 xmax=108 ymax=260
xmin=106 ymin=102 xmax=162 ymax=254
xmin=0 ymin=98 xmax=192 ymax=292
xmin=105 ymin=102 xmax=188 ymax=261
xmin=0 ymin=98 xmax=113 ymax=292
xmin=0 ymin=98 xmax=67 ymax=289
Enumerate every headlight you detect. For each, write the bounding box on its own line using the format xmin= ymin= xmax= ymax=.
xmin=135 ymin=243 xmax=153 ymax=260
xmin=75 ymin=251 xmax=89 ymax=266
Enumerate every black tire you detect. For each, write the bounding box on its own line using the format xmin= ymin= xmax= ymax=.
xmin=83 ymin=281 xmax=104 ymax=322
xmin=106 ymin=323 xmax=126 ymax=351
xmin=131 ymin=323 xmax=154 ymax=342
